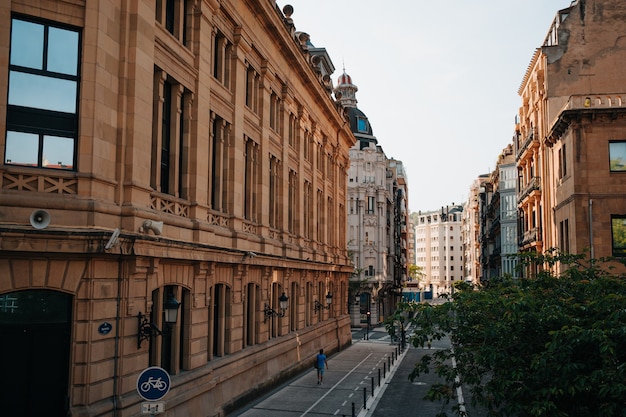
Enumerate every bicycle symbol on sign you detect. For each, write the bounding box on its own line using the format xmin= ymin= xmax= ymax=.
xmin=137 ymin=366 xmax=171 ymax=401
xmin=140 ymin=377 xmax=168 ymax=392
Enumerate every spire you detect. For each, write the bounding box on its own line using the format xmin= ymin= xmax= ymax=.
xmin=334 ymin=68 xmax=358 ymax=108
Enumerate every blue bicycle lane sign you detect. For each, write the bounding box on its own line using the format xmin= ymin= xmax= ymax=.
xmin=137 ymin=367 xmax=171 ymax=401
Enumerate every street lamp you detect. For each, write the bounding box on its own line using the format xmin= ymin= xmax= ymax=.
xmin=137 ymin=293 xmax=181 ymax=349
xmin=264 ymin=292 xmax=289 ymax=322
xmin=314 ymin=292 xmax=332 ymax=313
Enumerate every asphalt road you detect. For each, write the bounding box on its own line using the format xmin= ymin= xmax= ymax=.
xmin=229 ymin=326 xmax=487 ymax=417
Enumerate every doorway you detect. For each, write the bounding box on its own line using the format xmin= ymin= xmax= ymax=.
xmin=0 ymin=290 xmax=72 ymax=417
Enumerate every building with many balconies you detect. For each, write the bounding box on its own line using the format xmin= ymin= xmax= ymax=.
xmin=516 ymin=0 xmax=626 ymax=274
xmin=478 ymin=144 xmax=518 ymax=281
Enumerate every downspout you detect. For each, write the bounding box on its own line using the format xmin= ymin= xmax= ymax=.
xmin=588 ymin=198 xmax=594 ymax=259
xmin=112 ymin=253 xmax=123 ymax=417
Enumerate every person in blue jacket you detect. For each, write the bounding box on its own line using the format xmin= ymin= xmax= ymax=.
xmin=316 ymin=349 xmax=328 ymax=385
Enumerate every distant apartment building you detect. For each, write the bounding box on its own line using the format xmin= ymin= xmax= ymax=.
xmin=516 ymin=0 xmax=626 ymax=274
xmin=414 ymin=204 xmax=464 ymax=297
xmin=477 ymin=144 xmax=518 ymax=282
xmin=463 ymin=175 xmax=488 ymax=284
xmin=0 ymin=2 xmax=355 ymax=416
xmin=339 ymin=72 xmax=408 ymax=326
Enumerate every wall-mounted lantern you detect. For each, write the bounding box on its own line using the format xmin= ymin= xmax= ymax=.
xmin=314 ymin=292 xmax=332 ymax=313
xmin=137 ymin=293 xmax=181 ymax=349
xmin=264 ymin=292 xmax=288 ymax=322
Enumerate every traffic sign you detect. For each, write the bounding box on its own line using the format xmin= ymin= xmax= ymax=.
xmin=137 ymin=367 xmax=171 ymax=401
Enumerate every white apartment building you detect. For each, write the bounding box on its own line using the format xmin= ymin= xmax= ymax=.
xmin=414 ymin=205 xmax=465 ymax=297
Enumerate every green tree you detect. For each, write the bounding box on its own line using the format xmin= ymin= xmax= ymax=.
xmin=408 ymin=264 xmax=425 ymax=283
xmin=408 ymin=253 xmax=626 ymax=417
xmin=384 ymin=300 xmax=419 ymax=348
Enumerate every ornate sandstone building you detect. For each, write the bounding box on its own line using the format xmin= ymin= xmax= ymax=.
xmin=516 ymin=0 xmax=626 ymax=274
xmin=0 ymin=1 xmax=355 ymax=416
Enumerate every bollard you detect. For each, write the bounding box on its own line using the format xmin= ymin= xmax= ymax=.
xmin=371 ymin=376 xmax=374 ymax=396
xmin=363 ymin=387 xmax=367 ymax=411
xmin=378 ymin=368 xmax=381 ymax=387
xmin=352 ymin=402 xmax=355 ymax=417
xmin=388 ymin=356 xmax=391 ymax=370
xmin=383 ymin=362 xmax=386 ymax=378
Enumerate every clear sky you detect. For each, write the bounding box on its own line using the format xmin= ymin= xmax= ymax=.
xmin=278 ymin=0 xmax=571 ymax=212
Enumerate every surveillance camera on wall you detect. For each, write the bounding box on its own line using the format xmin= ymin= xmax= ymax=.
xmin=246 ymin=251 xmax=257 ymax=258
xmin=105 ymin=228 xmax=120 ymax=250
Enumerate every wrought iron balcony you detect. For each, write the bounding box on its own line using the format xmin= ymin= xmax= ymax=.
xmin=516 ymin=128 xmax=537 ymax=159
xmin=518 ymin=177 xmax=541 ymax=202
xmin=519 ymin=227 xmax=541 ymax=246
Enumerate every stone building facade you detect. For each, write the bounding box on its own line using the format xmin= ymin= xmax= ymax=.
xmin=338 ymin=72 xmax=408 ymax=326
xmin=0 ymin=1 xmax=354 ymax=416
xmin=516 ymin=0 xmax=626 ymax=274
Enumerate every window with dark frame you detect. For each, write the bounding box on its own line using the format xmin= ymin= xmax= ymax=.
xmin=611 ymin=215 xmax=626 ymax=256
xmin=5 ymin=16 xmax=80 ymax=170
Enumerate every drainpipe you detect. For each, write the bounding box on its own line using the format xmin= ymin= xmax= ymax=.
xmin=588 ymin=199 xmax=594 ymax=259
xmin=113 ymin=254 xmax=123 ymax=416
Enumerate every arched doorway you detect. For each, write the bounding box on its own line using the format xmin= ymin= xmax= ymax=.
xmin=0 ymin=290 xmax=72 ymax=417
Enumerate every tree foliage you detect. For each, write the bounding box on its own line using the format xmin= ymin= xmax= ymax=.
xmin=408 ymin=253 xmax=626 ymax=417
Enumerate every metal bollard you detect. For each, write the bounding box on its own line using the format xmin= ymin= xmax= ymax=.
xmin=352 ymin=402 xmax=355 ymax=417
xmin=383 ymin=362 xmax=386 ymax=378
xmin=378 ymin=368 xmax=381 ymax=386
xmin=388 ymin=356 xmax=391 ymax=370
xmin=371 ymin=376 xmax=374 ymax=396
xmin=363 ymin=387 xmax=367 ymax=411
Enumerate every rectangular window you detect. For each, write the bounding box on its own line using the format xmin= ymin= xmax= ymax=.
xmin=288 ymin=169 xmax=297 ymax=233
xmin=609 ymin=141 xmax=626 ymax=172
xmin=611 ymin=215 xmax=626 ymax=256
xmin=213 ymin=30 xmax=232 ymax=88
xmin=269 ymin=91 xmax=281 ymax=132
xmin=156 ymin=0 xmax=190 ymax=45
xmin=367 ymin=196 xmax=375 ymax=214
xmin=244 ymin=137 xmax=259 ymax=221
xmin=209 ymin=113 xmax=230 ymax=213
xmin=269 ymin=156 xmax=281 ymax=228
xmin=5 ymin=17 xmax=80 ymax=170
xmin=558 ymin=144 xmax=567 ymax=179
xmin=245 ymin=65 xmax=259 ymax=113
xmin=559 ymin=219 xmax=570 ymax=254
xmin=304 ymin=181 xmax=312 ymax=239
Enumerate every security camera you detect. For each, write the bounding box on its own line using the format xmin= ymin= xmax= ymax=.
xmin=105 ymin=228 xmax=120 ymax=250
xmin=246 ymin=251 xmax=257 ymax=258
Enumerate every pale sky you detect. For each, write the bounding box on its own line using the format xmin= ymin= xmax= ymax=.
xmin=279 ymin=0 xmax=571 ymax=212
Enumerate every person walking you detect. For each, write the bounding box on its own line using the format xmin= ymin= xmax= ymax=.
xmin=315 ymin=349 xmax=328 ymax=385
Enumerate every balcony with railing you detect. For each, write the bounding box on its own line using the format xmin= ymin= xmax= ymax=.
xmin=518 ymin=176 xmax=541 ymax=203
xmin=519 ymin=227 xmax=541 ymax=246
xmin=516 ymin=128 xmax=538 ymax=159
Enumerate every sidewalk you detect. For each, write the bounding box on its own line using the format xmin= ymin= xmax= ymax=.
xmin=230 ymin=326 xmax=407 ymax=417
